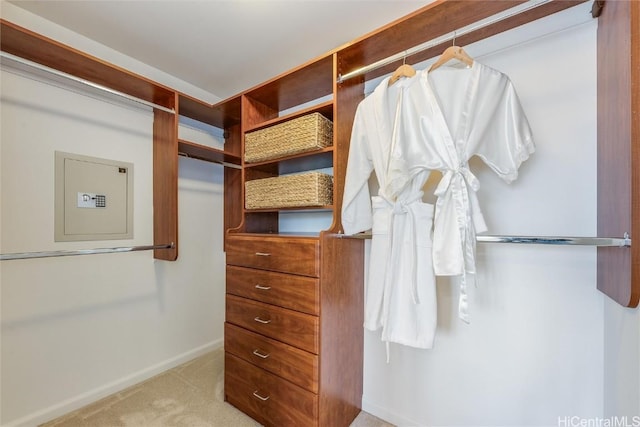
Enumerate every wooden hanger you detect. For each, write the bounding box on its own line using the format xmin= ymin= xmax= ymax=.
xmin=428 ymin=45 xmax=474 ymax=72
xmin=389 ymin=53 xmax=416 ymax=86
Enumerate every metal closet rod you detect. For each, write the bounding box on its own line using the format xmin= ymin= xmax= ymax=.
xmin=0 ymin=243 xmax=174 ymax=261
xmin=178 ymin=152 xmax=243 ymax=169
xmin=0 ymin=51 xmax=176 ymax=114
xmin=338 ymin=0 xmax=552 ymax=83
xmin=340 ymin=233 xmax=632 ymax=248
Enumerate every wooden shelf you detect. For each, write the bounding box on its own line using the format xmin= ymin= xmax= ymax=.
xmin=0 ymin=19 xmax=176 ymax=109
xmin=244 ymin=54 xmax=334 ymax=113
xmin=230 ymin=231 xmax=323 ymax=238
xmin=178 ymin=139 xmax=241 ymax=165
xmin=245 ymin=205 xmax=334 ymax=213
xmin=245 ymin=100 xmax=333 ymax=133
xmin=245 ymin=148 xmax=333 ymax=174
xmin=180 ymin=93 xmax=242 ymax=128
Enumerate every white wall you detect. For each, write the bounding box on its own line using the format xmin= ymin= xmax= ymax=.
xmin=603 ymin=298 xmax=640 ymax=419
xmin=361 ymin=4 xmax=639 ymax=426
xmin=0 ymin=8 xmax=227 ymax=426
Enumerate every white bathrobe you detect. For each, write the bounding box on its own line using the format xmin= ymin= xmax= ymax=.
xmin=388 ymin=62 xmax=535 ymax=322
xmin=342 ymin=76 xmax=437 ymax=350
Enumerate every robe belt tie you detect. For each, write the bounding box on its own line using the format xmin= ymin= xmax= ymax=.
xmin=433 ymin=164 xmax=480 ymax=198
xmin=383 ymin=190 xmax=424 ymax=307
xmin=433 ymin=163 xmax=481 ymax=323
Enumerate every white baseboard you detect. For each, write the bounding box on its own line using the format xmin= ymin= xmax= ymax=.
xmin=2 ymin=339 xmax=223 ymax=427
xmin=362 ymin=397 xmax=426 ymax=427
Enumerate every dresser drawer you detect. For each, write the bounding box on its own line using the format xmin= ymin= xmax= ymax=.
xmin=226 ymin=295 xmax=318 ymax=354
xmin=226 ymin=234 xmax=320 ymax=277
xmin=225 ymin=323 xmax=318 ymax=393
xmin=226 ymin=265 xmax=319 ymax=315
xmin=225 ymin=353 xmax=318 ymax=427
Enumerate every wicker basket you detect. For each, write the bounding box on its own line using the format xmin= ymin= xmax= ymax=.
xmin=245 ymin=172 xmax=333 ymax=209
xmin=244 ymin=112 xmax=333 ymax=163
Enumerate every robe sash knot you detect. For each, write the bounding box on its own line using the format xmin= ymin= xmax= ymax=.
xmin=433 ymin=161 xmax=485 ymax=323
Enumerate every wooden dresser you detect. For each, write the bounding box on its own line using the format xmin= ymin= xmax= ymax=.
xmin=224 ymin=234 xmax=321 ymax=426
xmin=223 ymin=229 xmax=365 ymax=427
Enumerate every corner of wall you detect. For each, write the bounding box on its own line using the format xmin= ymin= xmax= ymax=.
xmin=603 ymin=298 xmax=640 ymax=418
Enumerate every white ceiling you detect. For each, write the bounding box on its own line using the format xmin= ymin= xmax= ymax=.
xmin=8 ymin=0 xmax=433 ymax=99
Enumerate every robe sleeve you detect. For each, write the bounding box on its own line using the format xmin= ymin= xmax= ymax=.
xmin=472 ymin=74 xmax=535 ymax=183
xmin=341 ymin=102 xmax=375 ymax=235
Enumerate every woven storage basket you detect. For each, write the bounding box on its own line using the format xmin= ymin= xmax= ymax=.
xmin=244 ymin=112 xmax=333 ymax=163
xmin=245 ymin=172 xmax=333 ymax=209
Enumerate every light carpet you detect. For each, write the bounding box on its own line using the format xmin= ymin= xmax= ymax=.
xmin=41 ymin=347 xmax=394 ymax=427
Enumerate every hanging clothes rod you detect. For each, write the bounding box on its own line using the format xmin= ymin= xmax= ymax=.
xmin=0 ymin=243 xmax=174 ymax=261
xmin=339 ymin=233 xmax=631 ymax=248
xmin=338 ymin=0 xmax=552 ymax=83
xmin=178 ymin=151 xmax=243 ymax=169
xmin=476 ymin=234 xmax=631 ymax=247
xmin=0 ymin=51 xmax=176 ymax=114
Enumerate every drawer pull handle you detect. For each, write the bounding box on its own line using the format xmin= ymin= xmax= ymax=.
xmin=254 ymin=316 xmax=271 ymax=324
xmin=253 ymin=390 xmax=270 ymax=401
xmin=255 ymin=252 xmax=271 ymax=257
xmin=255 ymin=284 xmax=271 ymax=290
xmin=252 ymin=349 xmax=271 ymax=359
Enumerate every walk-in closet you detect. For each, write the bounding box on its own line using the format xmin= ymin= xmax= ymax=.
xmin=1 ymin=1 xmax=638 ymax=426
